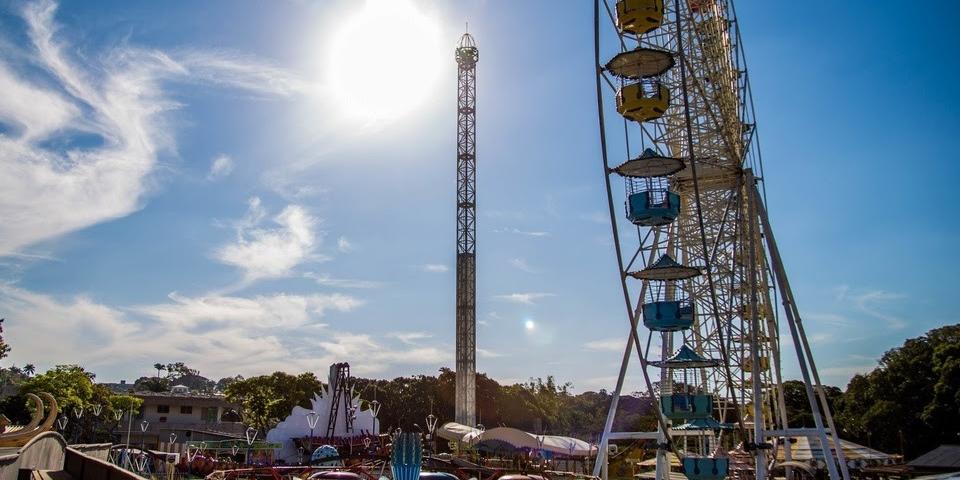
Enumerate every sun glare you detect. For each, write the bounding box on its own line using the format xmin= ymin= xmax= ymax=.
xmin=328 ymin=0 xmax=444 ymax=120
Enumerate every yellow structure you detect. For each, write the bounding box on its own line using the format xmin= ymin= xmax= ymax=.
xmin=616 ymin=0 xmax=664 ymax=35
xmin=617 ymin=82 xmax=669 ymax=122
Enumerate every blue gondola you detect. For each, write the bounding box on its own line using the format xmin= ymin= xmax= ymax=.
xmin=660 ymin=394 xmax=713 ymax=420
xmin=642 ymin=300 xmax=693 ymax=331
xmin=627 ymin=190 xmax=680 ymax=226
xmin=681 ymin=457 xmax=729 ymax=480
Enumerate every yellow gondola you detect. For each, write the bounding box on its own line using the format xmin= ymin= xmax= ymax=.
xmin=617 ymin=82 xmax=670 ymax=122
xmin=616 ymin=0 xmax=665 ymax=35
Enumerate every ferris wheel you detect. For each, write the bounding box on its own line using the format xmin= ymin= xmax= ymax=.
xmin=589 ymin=2 xmax=849 ymax=480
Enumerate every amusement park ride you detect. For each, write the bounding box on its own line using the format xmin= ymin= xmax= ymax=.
xmin=591 ymin=1 xmax=848 ymax=480
xmin=0 ymin=3 xmax=855 ymax=480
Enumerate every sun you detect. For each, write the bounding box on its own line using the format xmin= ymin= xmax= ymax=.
xmin=328 ymin=0 xmax=444 ymax=120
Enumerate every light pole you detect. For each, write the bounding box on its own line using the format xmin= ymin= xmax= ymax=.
xmin=305 ymin=411 xmax=320 ymax=454
xmin=426 ymin=413 xmax=438 ymax=454
xmin=73 ymin=406 xmax=84 ymax=443
xmin=140 ymin=420 xmax=149 ymax=453
xmin=245 ymin=427 xmax=258 ymax=465
xmin=369 ymin=400 xmax=381 ymax=434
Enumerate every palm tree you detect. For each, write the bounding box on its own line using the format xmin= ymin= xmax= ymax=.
xmin=153 ymin=363 xmax=165 ymax=379
xmin=23 ymin=364 xmax=35 ymax=376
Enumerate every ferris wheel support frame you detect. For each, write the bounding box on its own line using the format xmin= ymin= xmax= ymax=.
xmin=589 ymin=0 xmax=852 ymax=479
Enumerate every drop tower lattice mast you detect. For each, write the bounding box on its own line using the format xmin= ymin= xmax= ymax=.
xmin=455 ymin=31 xmax=478 ymax=427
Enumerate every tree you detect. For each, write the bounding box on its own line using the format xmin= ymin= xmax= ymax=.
xmin=0 ymin=319 xmax=10 ymax=361
xmin=224 ymin=372 xmax=322 ymax=434
xmin=834 ymin=323 xmax=960 ymax=458
xmin=133 ymin=376 xmax=171 ymax=392
xmin=20 ymin=364 xmax=96 ymax=412
xmin=216 ymin=375 xmax=244 ymax=392
xmin=23 ymin=364 xmax=35 ymax=376
xmin=153 ymin=363 xmax=166 ymax=379
xmin=781 ymin=380 xmax=843 ymax=428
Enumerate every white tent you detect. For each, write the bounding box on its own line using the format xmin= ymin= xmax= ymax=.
xmin=437 ymin=423 xmax=597 ymax=458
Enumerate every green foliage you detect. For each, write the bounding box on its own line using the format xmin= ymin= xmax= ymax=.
xmin=0 ymin=319 xmax=10 ymax=361
xmin=216 ymin=375 xmax=244 ymax=392
xmin=352 ymin=369 xmax=649 ymax=439
xmin=0 ymin=394 xmax=32 ymax=424
xmin=13 ymin=365 xmax=142 ymax=443
xmin=20 ymin=364 xmax=95 ymax=411
xmin=224 ymin=371 xmax=322 ymax=434
xmin=834 ymin=323 xmax=960 ymax=459
xmin=781 ymin=380 xmax=842 ymax=428
xmin=134 ymin=376 xmax=171 ymax=392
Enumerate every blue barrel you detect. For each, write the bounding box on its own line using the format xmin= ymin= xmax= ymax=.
xmin=392 ymin=433 xmax=423 ymax=480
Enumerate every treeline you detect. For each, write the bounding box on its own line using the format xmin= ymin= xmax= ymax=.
xmin=778 ymin=324 xmax=959 ymax=459
xmin=2 ymin=315 xmax=956 ymax=460
xmin=219 ymin=369 xmax=656 ymax=439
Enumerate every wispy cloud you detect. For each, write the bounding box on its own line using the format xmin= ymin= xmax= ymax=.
xmin=337 ymin=236 xmax=354 ymax=253
xmin=850 ymin=290 xmax=906 ymax=329
xmin=585 ymin=338 xmax=624 ymax=351
xmin=0 ymin=284 xmax=365 ymax=378
xmin=0 ymin=0 xmax=308 ymax=258
xmin=420 ymin=264 xmax=449 ymax=273
xmin=387 ymin=332 xmax=432 ymax=345
xmin=207 ymin=154 xmax=234 ymax=180
xmin=216 ymin=197 xmax=322 ymax=285
xmin=493 ymin=292 xmax=555 ymax=305
xmin=508 ymin=258 xmax=536 ymax=273
xmin=304 ymin=272 xmax=381 ymax=289
xmin=478 ymin=348 xmax=506 ymax=358
xmin=0 ymin=283 xmax=449 ymax=379
xmin=493 ymin=228 xmax=550 ymax=237
xmin=315 ymin=333 xmax=446 ymax=375
xmin=134 ymin=291 xmax=360 ymax=330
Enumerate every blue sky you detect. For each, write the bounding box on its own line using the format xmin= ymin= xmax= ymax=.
xmin=0 ymin=0 xmax=957 ymax=391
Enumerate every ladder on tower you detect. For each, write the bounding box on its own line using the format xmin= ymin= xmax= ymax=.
xmin=326 ymin=363 xmax=355 ymax=438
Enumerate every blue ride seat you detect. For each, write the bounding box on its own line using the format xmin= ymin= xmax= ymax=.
xmin=642 ymin=300 xmax=694 ymax=331
xmin=681 ymin=457 xmax=729 ymax=480
xmin=660 ymin=394 xmax=713 ymax=421
xmin=626 ymin=190 xmax=680 ymax=226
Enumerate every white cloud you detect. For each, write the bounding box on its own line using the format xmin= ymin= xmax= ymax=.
xmin=420 ymin=264 xmax=448 ymax=273
xmin=216 ymin=197 xmax=320 ymax=283
xmin=133 ymin=291 xmax=361 ymax=330
xmin=493 ymin=228 xmax=549 ymax=237
xmin=207 ymin=154 xmax=234 ymax=180
xmin=337 ymin=236 xmax=354 ymax=253
xmin=387 ymin=332 xmax=432 ymax=345
xmin=477 ymin=348 xmax=505 ymax=358
xmin=315 ymin=333 xmax=446 ymax=375
xmin=850 ymin=290 xmax=906 ymax=329
xmin=493 ymin=292 xmax=555 ymax=305
xmin=304 ymin=272 xmax=380 ymax=289
xmin=0 ymin=284 xmax=362 ymax=378
xmin=508 ymin=258 xmax=536 ymax=273
xmin=585 ymin=338 xmax=624 ymax=351
xmin=0 ymin=0 xmax=308 ymax=258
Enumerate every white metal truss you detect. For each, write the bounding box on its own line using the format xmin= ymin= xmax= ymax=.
xmin=590 ymin=2 xmax=849 ymax=480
